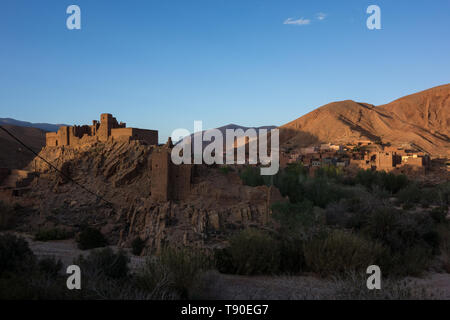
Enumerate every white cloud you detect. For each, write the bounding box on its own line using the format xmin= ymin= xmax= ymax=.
xmin=283 ymin=17 xmax=311 ymax=26
xmin=316 ymin=12 xmax=327 ymax=21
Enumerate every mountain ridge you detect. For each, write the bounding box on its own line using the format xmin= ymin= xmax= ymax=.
xmin=0 ymin=118 xmax=67 ymax=132
xmin=281 ymin=84 xmax=450 ymax=157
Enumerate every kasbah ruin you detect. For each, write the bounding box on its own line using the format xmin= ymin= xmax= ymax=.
xmin=46 ymin=113 xmax=192 ymax=203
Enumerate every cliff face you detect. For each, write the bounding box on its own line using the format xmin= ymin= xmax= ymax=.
xmin=118 ymin=184 xmax=282 ymax=252
xmin=281 ymin=84 xmax=450 ymax=157
xmin=18 ymin=140 xmax=283 ymax=251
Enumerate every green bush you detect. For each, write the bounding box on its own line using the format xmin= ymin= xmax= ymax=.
xmin=355 ymin=170 xmax=409 ymax=194
xmin=0 ymin=201 xmax=16 ymax=230
xmin=135 ymin=246 xmax=211 ymax=299
xmin=325 ymin=200 xmax=352 ymax=227
xmin=0 ymin=234 xmax=35 ymax=277
xmin=0 ymin=235 xmax=73 ymax=299
xmin=277 ymin=237 xmax=305 ymax=274
xmin=134 ymin=257 xmax=175 ymax=299
xmin=218 ymin=229 xmax=280 ymax=275
xmin=158 ymin=246 xmax=211 ymax=299
xmin=274 ymin=169 xmax=356 ymax=207
xmin=214 ymin=248 xmax=235 ymax=274
xmin=38 ymin=257 xmax=63 ymax=277
xmin=397 ymin=183 xmax=422 ymax=205
xmin=131 ymin=237 xmax=146 ymax=256
xmin=314 ymin=165 xmax=343 ymax=180
xmin=271 ymin=201 xmax=327 ymax=274
xmin=430 ymin=207 xmax=448 ymax=224
xmin=362 ymin=208 xmax=439 ymax=276
xmin=302 ymin=178 xmax=353 ymax=208
xmin=271 ymin=201 xmax=321 ymax=238
xmin=34 ymin=228 xmax=73 ymax=241
xmin=325 ymin=194 xmax=382 ymax=230
xmin=75 ymin=247 xmax=129 ymax=280
xmin=435 ymin=182 xmax=450 ymax=206
xmin=437 ymin=223 xmax=450 ymax=273
xmin=76 ymin=227 xmax=108 ymax=250
xmin=272 ymin=164 xmax=307 ymax=203
xmin=365 ymin=208 xmax=438 ymax=253
xmin=219 ymin=166 xmax=233 ymax=175
xmin=303 ymin=230 xmax=385 ymax=277
xmin=240 ymin=166 xmax=265 ymax=187
xmin=388 ymin=245 xmax=432 ymax=277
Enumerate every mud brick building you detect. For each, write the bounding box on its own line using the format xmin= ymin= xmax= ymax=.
xmin=150 ymin=142 xmax=192 ymax=202
xmin=45 ymin=113 xmax=158 ymax=147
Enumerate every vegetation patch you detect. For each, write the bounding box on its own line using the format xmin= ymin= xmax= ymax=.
xmin=76 ymin=227 xmax=108 ymax=250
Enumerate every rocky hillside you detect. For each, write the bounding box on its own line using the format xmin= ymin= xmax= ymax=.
xmin=11 ymin=140 xmax=283 ymax=252
xmin=0 ymin=125 xmax=46 ymax=169
xmin=281 ymin=84 xmax=450 ymax=157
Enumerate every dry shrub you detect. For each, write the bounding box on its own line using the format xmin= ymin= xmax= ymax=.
xmin=303 ymin=230 xmax=385 ymax=277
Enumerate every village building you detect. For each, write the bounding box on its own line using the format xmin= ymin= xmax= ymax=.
xmin=281 ymin=142 xmax=430 ymax=174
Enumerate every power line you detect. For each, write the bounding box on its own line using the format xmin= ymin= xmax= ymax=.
xmin=0 ymin=125 xmax=114 ymax=207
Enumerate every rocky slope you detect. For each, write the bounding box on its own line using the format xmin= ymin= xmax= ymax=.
xmin=0 ymin=125 xmax=46 ymax=169
xmin=281 ymin=84 xmax=450 ymax=157
xmin=7 ymin=140 xmax=283 ymax=252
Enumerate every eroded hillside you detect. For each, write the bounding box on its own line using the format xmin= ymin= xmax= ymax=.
xmin=281 ymin=84 xmax=450 ymax=157
xmin=5 ymin=140 xmax=283 ymax=252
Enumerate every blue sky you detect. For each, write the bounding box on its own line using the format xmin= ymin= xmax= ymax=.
xmin=1 ymin=0 xmax=449 ymax=142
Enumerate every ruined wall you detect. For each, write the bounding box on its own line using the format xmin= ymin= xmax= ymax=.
xmin=98 ymin=114 xmax=112 ymax=142
xmin=151 ymin=147 xmax=192 ymax=202
xmin=151 ymin=148 xmax=170 ymax=202
xmin=66 ymin=125 xmax=94 ymax=146
xmin=170 ymin=164 xmax=192 ymax=200
xmin=111 ymin=128 xmax=134 ymax=142
xmin=131 ymin=129 xmax=158 ymax=146
xmin=45 ymin=132 xmax=58 ymax=147
xmin=109 ymin=128 xmax=158 ymax=145
xmin=58 ymin=127 xmax=70 ymax=146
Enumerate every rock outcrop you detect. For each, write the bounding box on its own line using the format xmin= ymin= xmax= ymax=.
xmin=12 ymin=140 xmax=284 ymax=252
